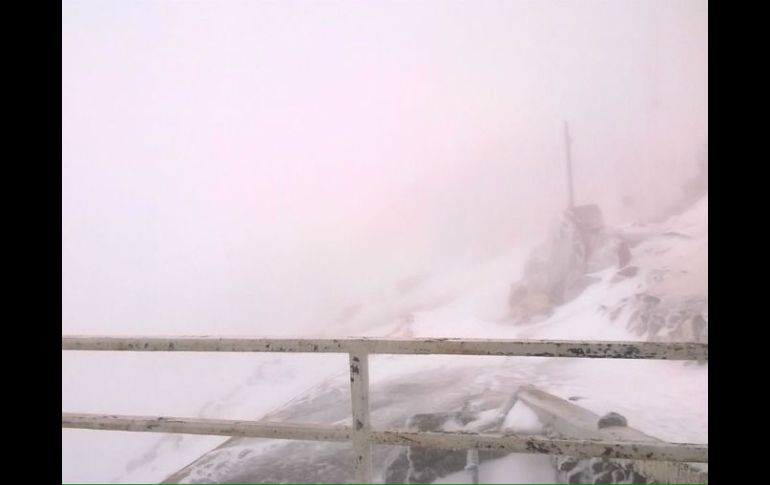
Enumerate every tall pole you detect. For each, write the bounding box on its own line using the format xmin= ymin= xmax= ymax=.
xmin=649 ymin=0 xmax=660 ymax=110
xmin=563 ymin=121 xmax=575 ymax=209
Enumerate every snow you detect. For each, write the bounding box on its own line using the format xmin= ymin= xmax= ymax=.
xmin=433 ymin=454 xmax=557 ymax=484
xmin=62 ymin=198 xmax=707 ymax=483
xmin=62 ymin=353 xmax=348 ymax=483
xmin=502 ymin=401 xmax=544 ymax=434
xmin=175 ymin=441 xmax=282 ymax=484
xmin=542 ymin=358 xmax=708 ymax=444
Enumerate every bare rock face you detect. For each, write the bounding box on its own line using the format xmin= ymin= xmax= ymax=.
xmin=554 ymin=456 xmax=651 ymax=484
xmin=612 ymin=266 xmax=639 ymax=282
xmin=601 ymin=210 xmax=708 ymax=344
xmin=508 ymin=205 xmax=632 ymax=323
xmin=597 ymin=412 xmax=628 ymax=429
xmin=508 ymin=283 xmax=554 ymax=323
xmin=509 ymin=197 xmax=708 ymax=346
xmin=570 ymin=205 xmax=605 ymax=232
xmin=620 ymin=294 xmax=708 ymax=343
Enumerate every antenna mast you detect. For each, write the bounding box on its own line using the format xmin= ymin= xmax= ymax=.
xmin=563 ymin=121 xmax=575 ymax=209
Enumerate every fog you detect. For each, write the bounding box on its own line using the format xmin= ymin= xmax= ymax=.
xmin=62 ymin=0 xmax=707 ymax=337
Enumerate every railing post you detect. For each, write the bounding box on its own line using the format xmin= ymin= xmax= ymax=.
xmin=349 ymin=350 xmax=372 ymax=483
xmin=465 ymin=448 xmax=479 ymax=484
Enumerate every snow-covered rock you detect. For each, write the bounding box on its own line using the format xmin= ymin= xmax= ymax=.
xmin=508 ymin=204 xmax=635 ymax=324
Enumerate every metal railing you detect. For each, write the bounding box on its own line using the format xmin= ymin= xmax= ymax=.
xmin=62 ymin=336 xmax=708 ymax=483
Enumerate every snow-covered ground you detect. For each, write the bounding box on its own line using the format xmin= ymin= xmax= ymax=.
xmin=62 ymin=197 xmax=707 ymax=483
xmin=62 ymin=353 xmax=349 ymax=483
xmin=434 ymin=453 xmax=557 ymax=484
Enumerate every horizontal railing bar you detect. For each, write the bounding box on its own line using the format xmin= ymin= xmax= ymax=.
xmin=61 ymin=336 xmax=707 ymax=360
xmin=369 ymin=430 xmax=708 ymax=463
xmin=61 ymin=413 xmax=707 ymax=463
xmin=62 ymin=413 xmax=353 ymax=442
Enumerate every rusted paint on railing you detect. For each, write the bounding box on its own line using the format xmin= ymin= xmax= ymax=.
xmin=61 ymin=336 xmax=708 ymax=360
xmin=369 ymin=430 xmax=707 ymax=463
xmin=61 ymin=412 xmax=708 ymax=463
xmin=349 ymin=351 xmax=372 ymax=483
xmin=62 ymin=412 xmax=352 ymax=441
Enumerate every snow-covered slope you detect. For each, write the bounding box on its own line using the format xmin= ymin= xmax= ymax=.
xmin=62 ymin=196 xmax=707 ymax=484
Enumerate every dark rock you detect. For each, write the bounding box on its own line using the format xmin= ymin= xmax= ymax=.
xmin=384 ymin=449 xmax=409 ymax=484
xmin=569 ymin=204 xmax=605 ymax=232
xmin=559 ymin=458 xmax=579 ymax=472
xmin=662 ymin=231 xmax=692 ymax=239
xmin=639 ymin=294 xmax=661 ymax=306
xmin=594 ymin=471 xmax=614 ymax=484
xmin=406 ymin=412 xmax=475 ymax=431
xmin=597 ymin=412 xmax=627 ymax=429
xmin=626 ymin=295 xmax=708 ymax=342
xmin=555 ymin=457 xmax=653 ymax=484
xmin=611 ymin=468 xmax=627 ymax=482
xmin=569 ymin=471 xmax=585 ymax=484
xmin=616 ymin=266 xmax=639 ymax=278
xmin=628 ymin=470 xmax=648 ymax=483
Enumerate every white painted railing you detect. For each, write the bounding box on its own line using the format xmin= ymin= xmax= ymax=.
xmin=61 ymin=336 xmax=708 ymax=483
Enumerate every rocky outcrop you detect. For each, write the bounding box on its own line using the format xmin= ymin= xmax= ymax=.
xmin=554 ymin=456 xmax=651 ymax=484
xmin=627 ymin=294 xmax=708 ymax=343
xmin=509 ymin=192 xmax=707 ymax=347
xmin=509 ymin=204 xmax=632 ymax=323
xmin=600 ymin=220 xmax=708 ymax=344
xmin=508 ymin=284 xmax=553 ymax=323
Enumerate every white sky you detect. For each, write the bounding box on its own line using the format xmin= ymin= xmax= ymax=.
xmin=62 ymin=0 xmax=707 ymax=337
